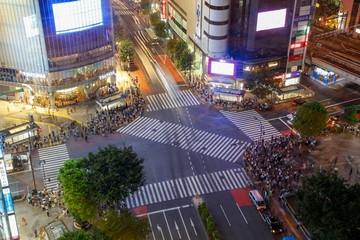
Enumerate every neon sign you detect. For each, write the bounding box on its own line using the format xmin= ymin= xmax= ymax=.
xmin=290 ymin=42 xmax=304 ymax=49
xmin=162 ymin=0 xmax=166 ymax=20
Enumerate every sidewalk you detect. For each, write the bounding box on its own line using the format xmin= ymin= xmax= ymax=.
xmin=15 ymin=200 xmax=75 ymax=239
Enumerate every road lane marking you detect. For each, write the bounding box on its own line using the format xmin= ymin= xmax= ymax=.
xmin=279 ymin=118 xmax=293 ymax=130
xmin=163 ymin=211 xmax=174 ymax=240
xmin=236 ymin=203 xmax=248 ymax=224
xmin=178 ymin=208 xmax=191 ymax=240
xmin=220 ymin=204 xmax=231 ymax=226
xmin=148 ymin=215 xmax=157 ymax=240
xmin=136 ymin=205 xmax=191 ymax=217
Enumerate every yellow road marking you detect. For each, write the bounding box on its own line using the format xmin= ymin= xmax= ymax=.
xmin=37 ymin=111 xmax=86 ymax=126
xmin=5 ymin=117 xmax=61 ymax=130
xmin=319 ymin=161 xmax=360 ymax=167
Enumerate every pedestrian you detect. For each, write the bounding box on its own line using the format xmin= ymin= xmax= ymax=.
xmin=34 ymin=229 xmax=38 ymax=237
xmin=46 ymin=210 xmax=50 ymax=217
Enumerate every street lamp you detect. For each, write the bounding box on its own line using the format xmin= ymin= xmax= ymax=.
xmin=254 ymin=116 xmax=264 ymax=142
xmin=27 ymin=116 xmax=37 ymax=192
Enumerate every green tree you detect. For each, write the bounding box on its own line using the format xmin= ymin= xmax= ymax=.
xmin=118 ymin=39 xmax=135 ymax=63
xmin=154 ymin=21 xmax=168 ymax=38
xmin=243 ymin=70 xmax=280 ymax=100
xmin=140 ymin=0 xmax=151 ymax=15
xmin=295 ymin=170 xmax=360 ymax=240
xmin=293 ymin=101 xmax=328 ymax=136
xmin=175 ymin=41 xmax=187 ymax=62
xmin=85 ymin=145 xmax=145 ymax=204
xmin=57 ymin=159 xmax=98 ymax=222
xmin=166 ymin=38 xmax=178 ymax=59
xmin=94 ymin=208 xmax=151 ymax=240
xmin=149 ymin=12 xmax=160 ymax=26
xmin=342 ymin=106 xmax=358 ymax=126
xmin=179 ymin=48 xmax=193 ymax=70
xmin=58 ymin=230 xmax=91 ymax=240
xmin=113 ymin=22 xmax=125 ymax=44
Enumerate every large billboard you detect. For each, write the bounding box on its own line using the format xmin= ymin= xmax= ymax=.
xmin=256 ymin=9 xmax=287 ymax=32
xmin=52 ymin=0 xmax=103 ymax=34
xmin=208 ymin=59 xmax=237 ymax=78
xmin=195 ymin=0 xmax=202 ymax=38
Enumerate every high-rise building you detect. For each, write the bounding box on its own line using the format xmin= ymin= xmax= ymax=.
xmin=339 ymin=0 xmax=360 ymax=32
xmin=0 ymin=0 xmax=115 ymax=107
xmin=160 ymin=0 xmax=314 ymax=101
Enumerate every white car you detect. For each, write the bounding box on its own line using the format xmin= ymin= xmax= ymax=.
xmin=286 ymin=112 xmax=296 ymax=125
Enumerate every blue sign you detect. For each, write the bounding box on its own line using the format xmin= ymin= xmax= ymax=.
xmin=3 ymin=188 xmax=14 ymax=214
xmin=294 ymin=15 xmax=309 ymax=23
xmin=291 ymin=72 xmax=301 ymax=77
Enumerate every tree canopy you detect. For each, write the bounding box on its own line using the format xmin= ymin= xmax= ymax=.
xmin=175 ymin=41 xmax=188 ymax=62
xmin=154 ymin=21 xmax=168 ymax=38
xmin=149 ymin=12 xmax=160 ymax=26
xmin=293 ymin=101 xmax=328 ymax=136
xmin=113 ymin=21 xmax=125 ymax=44
xmin=179 ymin=48 xmax=193 ymax=70
xmin=58 ymin=145 xmax=145 ymax=221
xmin=295 ymin=170 xmax=360 ymax=240
xmin=57 ymin=159 xmax=98 ymax=222
xmin=118 ymin=39 xmax=135 ymax=63
xmin=243 ymin=70 xmax=280 ymax=100
xmin=166 ymin=38 xmax=178 ymax=58
xmin=140 ymin=0 xmax=151 ymax=15
xmin=94 ymin=209 xmax=151 ymax=240
xmin=342 ymin=105 xmax=358 ymax=126
xmin=58 ymin=230 xmax=91 ymax=240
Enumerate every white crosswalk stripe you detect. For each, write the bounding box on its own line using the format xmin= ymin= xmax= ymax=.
xmin=115 ymin=10 xmax=133 ymax=16
xmin=117 ymin=117 xmax=250 ymax=163
xmin=38 ymin=144 xmax=70 ymax=190
xmin=134 ymin=30 xmax=149 ymax=43
xmin=220 ymin=109 xmax=283 ymax=141
xmin=145 ymin=90 xmax=200 ymax=112
xmin=125 ymin=168 xmax=251 ymax=209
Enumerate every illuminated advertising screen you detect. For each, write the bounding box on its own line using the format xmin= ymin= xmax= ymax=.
xmin=256 ymin=9 xmax=287 ymax=32
xmin=208 ymin=59 xmax=237 ymax=78
xmin=23 ymin=15 xmax=39 ymax=38
xmin=52 ymin=0 xmax=103 ymax=34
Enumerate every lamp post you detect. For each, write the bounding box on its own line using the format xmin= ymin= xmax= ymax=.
xmin=26 ymin=118 xmax=37 ymax=192
xmin=254 ymin=116 xmax=264 ymax=142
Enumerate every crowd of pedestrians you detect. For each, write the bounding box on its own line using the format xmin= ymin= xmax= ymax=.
xmin=243 ymin=134 xmax=307 ymax=198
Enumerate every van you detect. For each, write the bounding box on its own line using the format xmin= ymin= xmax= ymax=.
xmin=249 ymin=190 xmax=266 ymax=211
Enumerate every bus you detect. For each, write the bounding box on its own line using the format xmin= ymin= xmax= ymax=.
xmin=144 ymin=28 xmax=159 ymax=45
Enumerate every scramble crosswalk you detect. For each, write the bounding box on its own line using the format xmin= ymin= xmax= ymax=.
xmin=125 ymin=168 xmax=251 ymax=209
xmin=114 ymin=10 xmax=133 ymax=16
xmin=145 ymin=90 xmax=200 ymax=112
xmin=117 ymin=117 xmax=250 ymax=162
xmin=38 ymin=144 xmax=70 ymax=190
xmin=220 ymin=109 xmax=282 ymax=141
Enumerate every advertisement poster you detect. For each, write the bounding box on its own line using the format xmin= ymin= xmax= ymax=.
xmin=8 ymin=215 xmax=19 ymax=239
xmin=0 ymin=160 xmax=9 ymax=188
xmin=195 ymin=0 xmax=202 ymax=38
xmin=3 ymin=188 xmax=14 ymax=214
xmin=0 ymin=192 xmax=11 ymax=240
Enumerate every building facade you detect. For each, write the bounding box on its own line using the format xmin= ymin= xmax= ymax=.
xmin=0 ymin=0 xmax=115 ymax=107
xmin=160 ymin=0 xmax=314 ymax=102
xmin=340 ymin=0 xmax=360 ymax=32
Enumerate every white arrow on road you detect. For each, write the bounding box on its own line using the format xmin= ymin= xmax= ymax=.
xmin=157 ymin=224 xmax=165 ymax=240
xmin=190 ymin=218 xmax=197 ymax=236
xmin=175 ymin=220 xmax=181 ymax=239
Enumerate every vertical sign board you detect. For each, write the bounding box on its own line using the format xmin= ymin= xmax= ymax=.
xmin=8 ymin=215 xmax=19 ymax=239
xmin=195 ymin=0 xmax=202 ymax=38
xmin=0 ymin=192 xmax=11 ymax=240
xmin=162 ymin=0 xmax=166 ymax=19
xmin=2 ymin=188 xmax=14 ymax=214
xmin=0 ymin=160 xmax=9 ymax=188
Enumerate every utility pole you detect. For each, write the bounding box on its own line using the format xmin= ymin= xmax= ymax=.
xmin=27 ymin=114 xmax=37 ymax=192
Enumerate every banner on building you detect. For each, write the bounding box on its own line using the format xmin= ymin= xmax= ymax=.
xmin=195 ymin=0 xmax=202 ymax=38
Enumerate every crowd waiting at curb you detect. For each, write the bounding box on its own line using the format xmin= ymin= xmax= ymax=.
xmin=243 ymin=134 xmax=309 ymax=199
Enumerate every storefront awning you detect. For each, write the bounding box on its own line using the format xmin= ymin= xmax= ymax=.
xmin=277 ymin=84 xmax=306 ymax=95
xmin=213 ymin=87 xmax=244 ymax=96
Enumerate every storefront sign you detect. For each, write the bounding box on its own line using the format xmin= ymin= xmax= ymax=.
xmin=268 ymin=62 xmax=278 ymax=67
xmin=295 ymin=29 xmax=306 ymax=37
xmin=0 ymin=160 xmax=9 ymax=187
xmin=66 ymin=64 xmax=101 ymax=75
xmin=294 ymin=15 xmax=309 ymax=23
xmin=22 ymin=72 xmax=46 ymax=78
xmin=290 ymin=42 xmax=304 ymax=49
xmin=0 ymin=195 xmax=11 ymax=239
xmin=291 ymin=66 xmax=298 ymax=72
xmin=194 ymin=62 xmax=201 ymax=70
xmin=356 ymin=28 xmax=360 ymax=34
xmin=3 ymin=188 xmax=14 ymax=214
xmin=0 ymin=89 xmax=24 ymax=96
xmin=288 ymin=54 xmax=303 ymax=61
xmin=98 ymin=70 xmax=115 ymax=80
xmin=162 ymin=0 xmax=166 ymax=19
xmin=315 ymin=67 xmax=333 ymax=76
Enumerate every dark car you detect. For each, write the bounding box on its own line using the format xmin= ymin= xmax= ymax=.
xmin=291 ymin=98 xmax=306 ymax=106
xmin=258 ymin=103 xmax=274 ymax=111
xmin=264 ymin=214 xmax=283 ymax=234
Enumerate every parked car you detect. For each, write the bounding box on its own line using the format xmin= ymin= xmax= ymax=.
xmin=291 ymin=98 xmax=306 ymax=106
xmin=258 ymin=103 xmax=274 ymax=111
xmin=287 ymin=112 xmax=296 ymax=126
xmin=264 ymin=214 xmax=283 ymax=234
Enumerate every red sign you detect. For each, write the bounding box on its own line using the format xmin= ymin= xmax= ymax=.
xmin=162 ymin=0 xmax=166 ymax=19
xmin=288 ymin=54 xmax=303 ymax=61
xmin=290 ymin=42 xmax=304 ymax=49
